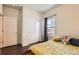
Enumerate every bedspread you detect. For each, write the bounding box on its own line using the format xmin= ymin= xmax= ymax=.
xmin=29 ymin=40 xmax=79 ymax=55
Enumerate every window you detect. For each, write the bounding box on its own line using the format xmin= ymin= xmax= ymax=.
xmin=47 ymin=15 xmax=56 ymax=39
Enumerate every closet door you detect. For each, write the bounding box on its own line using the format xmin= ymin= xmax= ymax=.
xmin=34 ymin=20 xmax=40 ymax=42
xmin=0 ymin=16 xmax=2 ymax=48
xmin=2 ymin=16 xmax=17 ymax=47
xmin=2 ymin=6 xmax=19 ymax=47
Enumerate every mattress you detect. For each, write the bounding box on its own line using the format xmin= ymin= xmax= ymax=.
xmin=29 ymin=40 xmax=79 ymax=55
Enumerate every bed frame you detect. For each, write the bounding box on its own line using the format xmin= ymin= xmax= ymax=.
xmin=22 ymin=50 xmax=35 ymax=55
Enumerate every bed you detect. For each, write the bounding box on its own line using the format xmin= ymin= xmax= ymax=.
xmin=29 ymin=39 xmax=79 ymax=55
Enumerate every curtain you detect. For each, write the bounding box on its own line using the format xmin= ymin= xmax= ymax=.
xmin=44 ymin=17 xmax=48 ymax=41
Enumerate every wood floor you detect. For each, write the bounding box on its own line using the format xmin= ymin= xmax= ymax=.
xmin=0 ymin=41 xmax=42 ymax=55
xmin=0 ymin=44 xmax=29 ymax=55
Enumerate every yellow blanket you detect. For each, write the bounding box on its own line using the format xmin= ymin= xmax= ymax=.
xmin=29 ymin=40 xmax=79 ymax=55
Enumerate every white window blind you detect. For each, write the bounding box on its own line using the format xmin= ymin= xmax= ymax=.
xmin=47 ymin=15 xmax=56 ymax=39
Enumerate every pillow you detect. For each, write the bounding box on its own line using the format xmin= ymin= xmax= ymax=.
xmin=62 ymin=35 xmax=71 ymax=44
xmin=53 ymin=36 xmax=61 ymax=42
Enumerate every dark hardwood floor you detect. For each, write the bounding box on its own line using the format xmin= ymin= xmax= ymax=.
xmin=0 ymin=44 xmax=29 ymax=55
xmin=0 ymin=41 xmax=42 ymax=55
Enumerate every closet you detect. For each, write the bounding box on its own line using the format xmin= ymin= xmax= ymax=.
xmin=22 ymin=7 xmax=41 ymax=46
xmin=0 ymin=5 xmax=22 ymax=48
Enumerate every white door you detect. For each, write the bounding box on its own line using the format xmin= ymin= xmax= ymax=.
xmin=2 ymin=16 xmax=17 ymax=47
xmin=34 ymin=20 xmax=40 ymax=42
xmin=0 ymin=16 xmax=2 ymax=48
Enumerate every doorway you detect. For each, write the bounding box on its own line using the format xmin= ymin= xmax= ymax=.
xmin=2 ymin=5 xmax=22 ymax=48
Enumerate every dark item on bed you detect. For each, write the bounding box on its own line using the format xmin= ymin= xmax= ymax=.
xmin=69 ymin=38 xmax=79 ymax=47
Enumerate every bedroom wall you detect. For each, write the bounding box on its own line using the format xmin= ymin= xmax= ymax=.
xmin=22 ymin=6 xmax=41 ymax=46
xmin=44 ymin=4 xmax=79 ymax=38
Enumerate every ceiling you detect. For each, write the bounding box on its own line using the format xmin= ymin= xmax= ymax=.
xmin=8 ymin=4 xmax=61 ymax=13
xmin=24 ymin=4 xmax=60 ymax=13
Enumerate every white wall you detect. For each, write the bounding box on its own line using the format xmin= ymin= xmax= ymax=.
xmin=0 ymin=5 xmax=3 ymax=15
xmin=22 ymin=6 xmax=41 ymax=46
xmin=44 ymin=4 xmax=79 ymax=38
